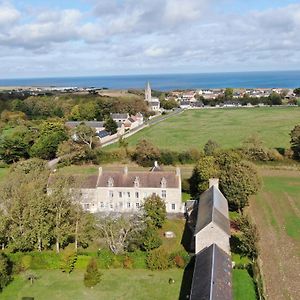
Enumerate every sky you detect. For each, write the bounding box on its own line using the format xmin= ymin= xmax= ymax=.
xmin=0 ymin=0 xmax=300 ymax=78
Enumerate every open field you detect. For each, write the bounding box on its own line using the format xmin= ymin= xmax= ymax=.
xmin=249 ymin=168 xmax=300 ymax=300
xmin=115 ymin=107 xmax=300 ymax=151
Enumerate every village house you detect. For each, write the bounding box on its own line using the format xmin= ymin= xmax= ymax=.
xmin=53 ymin=162 xmax=183 ymax=214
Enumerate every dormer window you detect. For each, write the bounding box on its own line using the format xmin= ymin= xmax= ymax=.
xmin=134 ymin=176 xmax=140 ymax=188
xmin=161 ymin=177 xmax=167 ymax=188
xmin=107 ymin=177 xmax=114 ymax=187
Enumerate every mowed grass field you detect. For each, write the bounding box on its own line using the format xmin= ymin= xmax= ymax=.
xmin=119 ymin=107 xmax=300 ymax=151
xmin=249 ymin=168 xmax=300 ymax=300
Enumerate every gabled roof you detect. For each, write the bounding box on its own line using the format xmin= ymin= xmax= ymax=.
xmin=190 ymin=244 xmax=232 ymax=300
xmin=111 ymin=113 xmax=128 ymax=119
xmin=195 ymin=186 xmax=230 ymax=235
xmin=97 ymin=171 xmax=179 ymax=188
xmin=66 ymin=121 xmax=104 ymax=128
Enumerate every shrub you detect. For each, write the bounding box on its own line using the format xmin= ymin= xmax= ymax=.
xmin=123 ymin=256 xmax=133 ymax=269
xmin=60 ymin=249 xmax=77 ymax=274
xmin=146 ymin=249 xmax=170 ymax=270
xmin=170 ymin=251 xmax=190 ymax=268
xmin=0 ymin=253 xmax=12 ymax=291
xmin=84 ymin=258 xmax=102 ymax=288
xmin=181 ymin=178 xmax=190 ymax=194
xmin=21 ymin=255 xmax=32 ymax=271
xmin=140 ymin=226 xmax=162 ymax=251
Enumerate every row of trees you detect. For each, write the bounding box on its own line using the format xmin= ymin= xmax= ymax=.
xmin=2 ymin=94 xmax=148 ymax=120
xmin=0 ymin=159 xmax=167 ymax=255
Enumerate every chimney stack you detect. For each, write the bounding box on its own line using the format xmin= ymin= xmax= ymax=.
xmin=124 ymin=165 xmax=128 ymax=175
xmin=209 ymin=178 xmax=219 ymax=189
xmin=98 ymin=167 xmax=103 ymax=176
xmin=176 ymin=167 xmax=181 ymax=177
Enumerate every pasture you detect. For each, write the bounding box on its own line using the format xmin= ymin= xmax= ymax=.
xmin=249 ymin=168 xmax=300 ymax=300
xmin=118 ymin=107 xmax=300 ymax=151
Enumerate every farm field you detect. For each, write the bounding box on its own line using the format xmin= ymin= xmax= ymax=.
xmin=249 ymin=168 xmax=300 ymax=300
xmin=115 ymin=107 xmax=300 ymax=151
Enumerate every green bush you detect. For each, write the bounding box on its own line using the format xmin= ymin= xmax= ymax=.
xmin=84 ymin=258 xmax=102 ymax=288
xmin=0 ymin=253 xmax=12 ymax=291
xmin=169 ymin=251 xmax=190 ymax=268
xmin=21 ymin=255 xmax=32 ymax=271
xmin=146 ymin=249 xmax=170 ymax=270
xmin=127 ymin=250 xmax=147 ymax=269
xmin=60 ymin=249 xmax=77 ymax=273
xmin=123 ymin=256 xmax=133 ymax=269
xmin=141 ymin=226 xmax=162 ymax=251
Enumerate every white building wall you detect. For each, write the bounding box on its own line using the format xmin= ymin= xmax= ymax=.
xmin=195 ymin=224 xmax=230 ymax=255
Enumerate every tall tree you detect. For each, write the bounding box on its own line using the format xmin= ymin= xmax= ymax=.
xmin=133 ymin=139 xmax=160 ymax=167
xmin=72 ymin=123 xmax=96 ymax=149
xmin=104 ymin=117 xmax=118 ymax=134
xmin=142 ymin=194 xmax=166 ymax=228
xmin=290 ymin=125 xmax=300 ymax=159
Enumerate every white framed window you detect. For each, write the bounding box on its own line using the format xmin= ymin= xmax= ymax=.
xmin=135 ymin=192 xmax=139 ymax=198
xmin=161 ymin=177 xmax=167 ymax=188
xmin=127 ymin=192 xmax=131 ymax=198
xmin=107 ymin=177 xmax=114 ymax=187
xmin=136 ymin=202 xmax=140 ymax=209
xmin=134 ymin=177 xmax=140 ymax=188
xmin=110 ymin=203 xmax=113 ymax=209
xmin=109 ymin=190 xmax=114 ymax=198
xmin=171 ymin=203 xmax=176 ymax=210
xmin=162 ymin=190 xmax=167 ymax=198
xmin=119 ymin=192 xmax=122 ymax=198
xmin=127 ymin=202 xmax=131 ymax=208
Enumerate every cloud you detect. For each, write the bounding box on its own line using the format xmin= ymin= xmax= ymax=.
xmin=0 ymin=2 xmax=20 ymax=26
xmin=0 ymin=1 xmax=300 ymax=77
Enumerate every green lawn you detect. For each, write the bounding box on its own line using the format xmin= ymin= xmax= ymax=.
xmin=1 ymin=269 xmax=183 ymax=300
xmin=0 ymin=168 xmax=8 ymax=182
xmin=112 ymin=107 xmax=300 ymax=151
xmin=233 ymin=269 xmax=257 ymax=300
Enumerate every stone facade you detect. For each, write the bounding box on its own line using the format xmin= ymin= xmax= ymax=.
xmin=77 ymin=165 xmax=183 ymax=214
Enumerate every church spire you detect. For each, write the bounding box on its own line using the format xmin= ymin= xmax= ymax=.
xmin=145 ymin=81 xmax=152 ymax=102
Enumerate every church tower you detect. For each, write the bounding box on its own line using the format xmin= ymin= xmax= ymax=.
xmin=145 ymin=81 xmax=152 ymax=102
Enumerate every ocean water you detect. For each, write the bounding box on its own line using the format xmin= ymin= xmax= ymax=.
xmin=0 ymin=71 xmax=299 ymax=91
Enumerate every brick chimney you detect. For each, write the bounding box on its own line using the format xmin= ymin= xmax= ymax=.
xmin=209 ymin=178 xmax=219 ymax=189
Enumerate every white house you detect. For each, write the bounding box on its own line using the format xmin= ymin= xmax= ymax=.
xmin=50 ymin=163 xmax=183 ymax=214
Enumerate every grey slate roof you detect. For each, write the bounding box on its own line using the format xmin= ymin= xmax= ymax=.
xmin=190 ymin=243 xmax=232 ymax=300
xmin=66 ymin=121 xmax=104 ymax=128
xmin=195 ymin=186 xmax=230 ymax=235
xmin=111 ymin=113 xmax=128 ymax=119
xmin=97 ymin=171 xmax=179 ymax=188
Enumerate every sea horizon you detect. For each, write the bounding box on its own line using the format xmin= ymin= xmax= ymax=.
xmin=0 ymin=70 xmax=299 ymax=91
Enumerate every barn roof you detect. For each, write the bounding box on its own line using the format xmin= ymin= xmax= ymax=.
xmin=190 ymin=243 xmax=232 ymax=300
xmin=195 ymin=186 xmax=230 ymax=235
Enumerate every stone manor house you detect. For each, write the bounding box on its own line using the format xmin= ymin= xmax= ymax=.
xmin=52 ymin=163 xmax=183 ymax=214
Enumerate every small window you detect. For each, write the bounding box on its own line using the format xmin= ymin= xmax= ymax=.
xmin=127 ymin=202 xmax=131 ymax=208
xmin=162 ymin=190 xmax=167 ymax=198
xmin=171 ymin=203 xmax=176 ymax=210
xmin=107 ymin=177 xmax=114 ymax=187
xmin=127 ymin=192 xmax=131 ymax=198
xmin=119 ymin=192 xmax=122 ymax=198
xmin=135 ymin=192 xmax=139 ymax=198
xmin=134 ymin=176 xmax=140 ymax=188
xmin=109 ymin=191 xmax=114 ymax=198
xmin=136 ymin=203 xmax=140 ymax=208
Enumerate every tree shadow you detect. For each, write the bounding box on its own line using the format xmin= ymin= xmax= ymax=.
xmin=178 ymin=255 xmax=195 ymax=300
